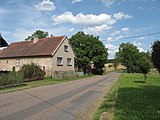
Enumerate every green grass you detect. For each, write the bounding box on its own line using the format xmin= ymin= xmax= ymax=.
xmin=0 ymin=74 xmax=94 ymax=93
xmin=93 ymin=73 xmax=160 ymax=120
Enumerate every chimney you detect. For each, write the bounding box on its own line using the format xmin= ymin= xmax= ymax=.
xmin=33 ymin=35 xmax=39 ymax=43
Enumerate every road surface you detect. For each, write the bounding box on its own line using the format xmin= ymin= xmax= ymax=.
xmin=0 ymin=72 xmax=120 ymax=120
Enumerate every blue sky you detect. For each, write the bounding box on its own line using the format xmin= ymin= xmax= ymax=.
xmin=0 ymin=0 xmax=160 ymax=58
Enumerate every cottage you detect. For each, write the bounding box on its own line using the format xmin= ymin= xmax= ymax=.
xmin=0 ymin=35 xmax=75 ymax=77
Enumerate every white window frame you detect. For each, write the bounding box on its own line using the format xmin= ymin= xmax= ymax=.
xmin=57 ymin=57 xmax=63 ymax=66
xmin=67 ymin=58 xmax=72 ymax=66
xmin=64 ymin=45 xmax=69 ymax=52
xmin=16 ymin=59 xmax=20 ymax=66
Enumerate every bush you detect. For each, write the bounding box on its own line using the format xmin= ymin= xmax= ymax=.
xmin=0 ymin=72 xmax=22 ymax=86
xmin=21 ymin=63 xmax=45 ymax=81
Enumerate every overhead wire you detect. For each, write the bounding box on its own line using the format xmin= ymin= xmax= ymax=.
xmin=101 ymin=31 xmax=160 ymax=41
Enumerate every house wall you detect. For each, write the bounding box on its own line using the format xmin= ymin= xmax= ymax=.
xmin=0 ymin=38 xmax=75 ymax=77
xmin=52 ymin=38 xmax=75 ymax=72
xmin=0 ymin=57 xmax=53 ymax=76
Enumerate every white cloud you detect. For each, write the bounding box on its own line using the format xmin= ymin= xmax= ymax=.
xmin=11 ymin=28 xmax=34 ymax=41
xmin=83 ymin=24 xmax=111 ymax=34
xmin=113 ymin=12 xmax=133 ymax=20
xmin=105 ymin=43 xmax=118 ymax=54
xmin=110 ymin=30 xmax=121 ymax=36
xmin=121 ymin=27 xmax=129 ymax=32
xmin=52 ymin=11 xmax=132 ymax=26
xmin=1 ymin=30 xmax=11 ymax=35
xmin=107 ymin=37 xmax=114 ymax=42
xmin=72 ymin=0 xmax=83 ymax=4
xmin=133 ymin=41 xmax=142 ymax=46
xmin=100 ymin=0 xmax=115 ymax=7
xmin=35 ymin=0 xmax=56 ymax=11
xmin=52 ymin=11 xmax=116 ymax=26
xmin=69 ymin=28 xmax=75 ymax=32
xmin=138 ymin=47 xmax=145 ymax=52
xmin=107 ymin=35 xmax=127 ymax=42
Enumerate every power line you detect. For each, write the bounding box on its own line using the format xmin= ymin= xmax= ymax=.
xmin=120 ymin=31 xmax=160 ymax=40
xmin=102 ymin=31 xmax=160 ymax=41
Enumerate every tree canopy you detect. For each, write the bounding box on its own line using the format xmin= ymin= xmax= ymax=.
xmin=69 ymin=32 xmax=108 ymax=74
xmin=116 ymin=42 xmax=151 ymax=81
xmin=116 ymin=43 xmax=141 ymax=73
xmin=116 ymin=43 xmax=151 ymax=73
xmin=25 ymin=30 xmax=48 ymax=40
xmin=151 ymin=40 xmax=160 ymax=73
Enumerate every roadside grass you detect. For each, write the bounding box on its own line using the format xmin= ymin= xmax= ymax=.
xmin=93 ymin=73 xmax=160 ymax=120
xmin=0 ymin=74 xmax=94 ymax=93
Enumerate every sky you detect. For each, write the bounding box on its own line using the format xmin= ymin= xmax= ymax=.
xmin=0 ymin=0 xmax=160 ymax=59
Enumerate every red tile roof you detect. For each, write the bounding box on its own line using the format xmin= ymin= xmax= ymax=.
xmin=0 ymin=36 xmax=66 ymax=58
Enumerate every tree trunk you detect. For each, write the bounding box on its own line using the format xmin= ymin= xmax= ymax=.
xmin=144 ymin=74 xmax=147 ymax=83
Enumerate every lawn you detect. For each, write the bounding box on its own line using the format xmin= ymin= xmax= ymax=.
xmin=0 ymin=74 xmax=94 ymax=93
xmin=93 ymin=73 xmax=160 ymax=120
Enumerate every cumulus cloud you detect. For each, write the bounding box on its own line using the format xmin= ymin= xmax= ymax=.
xmin=69 ymin=28 xmax=75 ymax=32
xmin=105 ymin=43 xmax=118 ymax=54
xmin=107 ymin=27 xmax=130 ymax=42
xmin=121 ymin=27 xmax=129 ymax=32
xmin=138 ymin=47 xmax=145 ymax=52
xmin=113 ymin=12 xmax=132 ymax=20
xmin=83 ymin=24 xmax=111 ymax=34
xmin=107 ymin=37 xmax=114 ymax=42
xmin=52 ymin=11 xmax=132 ymax=26
xmin=72 ymin=0 xmax=83 ymax=4
xmin=35 ymin=0 xmax=56 ymax=11
xmin=100 ymin=0 xmax=115 ymax=7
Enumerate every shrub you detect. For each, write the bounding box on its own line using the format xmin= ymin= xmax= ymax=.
xmin=21 ymin=63 xmax=45 ymax=81
xmin=0 ymin=72 xmax=22 ymax=86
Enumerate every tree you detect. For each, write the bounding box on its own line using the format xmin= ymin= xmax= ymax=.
xmin=69 ymin=32 xmax=108 ymax=74
xmin=151 ymin=40 xmax=160 ymax=73
xmin=113 ymin=54 xmax=120 ymax=71
xmin=25 ymin=30 xmax=48 ymax=40
xmin=116 ymin=43 xmax=141 ymax=73
xmin=139 ymin=53 xmax=151 ymax=83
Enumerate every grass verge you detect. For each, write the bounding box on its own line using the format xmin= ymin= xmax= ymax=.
xmin=0 ymin=74 xmax=94 ymax=94
xmin=93 ymin=73 xmax=160 ymax=120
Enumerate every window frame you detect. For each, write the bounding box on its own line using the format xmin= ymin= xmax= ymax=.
xmin=64 ymin=45 xmax=69 ymax=52
xmin=57 ymin=57 xmax=63 ymax=66
xmin=67 ymin=58 xmax=72 ymax=66
xmin=16 ymin=59 xmax=20 ymax=67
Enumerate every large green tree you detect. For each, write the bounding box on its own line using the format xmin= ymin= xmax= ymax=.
xmin=151 ymin=40 xmax=160 ymax=73
xmin=116 ymin=43 xmax=141 ymax=73
xmin=69 ymin=32 xmax=108 ymax=74
xmin=25 ymin=30 xmax=48 ymax=40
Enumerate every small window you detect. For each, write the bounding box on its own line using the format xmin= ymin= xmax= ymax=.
xmin=57 ymin=57 xmax=63 ymax=66
xmin=64 ymin=45 xmax=68 ymax=52
xmin=67 ymin=58 xmax=72 ymax=66
xmin=16 ymin=59 xmax=20 ymax=66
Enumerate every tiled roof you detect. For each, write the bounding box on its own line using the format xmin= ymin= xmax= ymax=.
xmin=0 ymin=36 xmax=66 ymax=58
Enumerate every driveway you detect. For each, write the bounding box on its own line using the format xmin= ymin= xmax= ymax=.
xmin=0 ymin=72 xmax=120 ymax=120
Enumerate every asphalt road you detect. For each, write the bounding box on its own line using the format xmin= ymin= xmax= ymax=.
xmin=0 ymin=72 xmax=120 ymax=120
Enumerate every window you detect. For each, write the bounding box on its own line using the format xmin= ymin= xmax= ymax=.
xmin=57 ymin=57 xmax=63 ymax=66
xmin=67 ymin=58 xmax=72 ymax=66
xmin=16 ymin=59 xmax=20 ymax=66
xmin=64 ymin=45 xmax=68 ymax=52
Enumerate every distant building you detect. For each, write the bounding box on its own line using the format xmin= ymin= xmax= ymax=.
xmin=0 ymin=36 xmax=75 ymax=77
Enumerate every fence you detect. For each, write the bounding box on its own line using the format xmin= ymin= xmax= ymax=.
xmin=53 ymin=71 xmax=84 ymax=79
